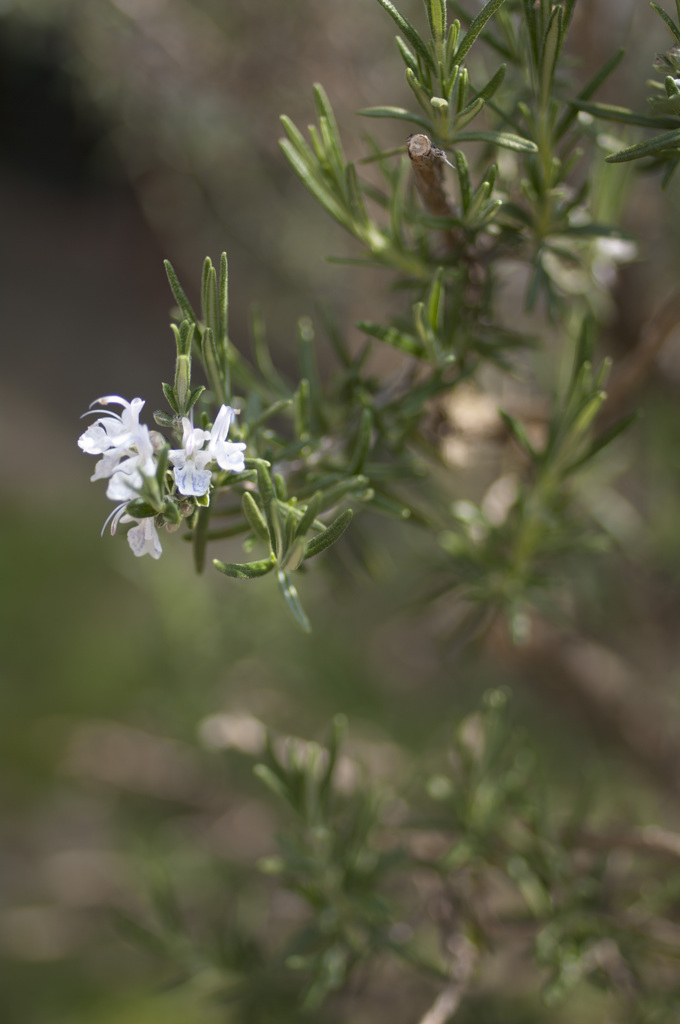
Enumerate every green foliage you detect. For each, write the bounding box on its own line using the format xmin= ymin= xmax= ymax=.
xmin=119 ymin=694 xmax=680 ymax=1020
xmin=76 ymin=0 xmax=643 ymax=642
xmin=141 ymin=0 xmax=638 ymax=631
xmin=575 ymin=2 xmax=680 ymax=185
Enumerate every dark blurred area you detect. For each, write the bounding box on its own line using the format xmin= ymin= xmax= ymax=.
xmin=3 ymin=1 xmax=680 ymax=1021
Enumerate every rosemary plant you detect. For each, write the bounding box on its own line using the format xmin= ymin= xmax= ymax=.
xmin=70 ymin=1 xmax=680 ymax=1020
xmin=78 ymin=0 xmax=639 ymax=636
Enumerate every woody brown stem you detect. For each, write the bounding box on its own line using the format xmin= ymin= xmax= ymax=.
xmin=407 ymin=134 xmax=454 ymax=218
xmin=407 ymin=134 xmax=465 ymax=253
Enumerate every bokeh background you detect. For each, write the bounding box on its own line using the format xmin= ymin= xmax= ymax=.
xmin=4 ymin=0 xmax=680 ymax=1020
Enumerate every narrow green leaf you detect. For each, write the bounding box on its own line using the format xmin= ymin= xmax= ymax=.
xmin=162 ymin=382 xmax=179 ymax=414
xmin=456 ymin=130 xmax=538 ymax=151
xmin=465 ymin=180 xmax=492 ymax=223
xmin=253 ymin=763 xmax=290 ymax=802
xmin=295 ymin=493 xmax=322 ymax=541
xmin=279 ymin=133 xmax=350 ymax=227
xmin=305 ymin=509 xmax=354 ymax=560
xmin=374 ymin=0 xmax=436 ymax=70
xmin=572 ymin=100 xmax=680 ymax=130
xmin=313 ymin=83 xmax=345 ymax=165
xmin=661 ymin=155 xmax=680 ymax=187
xmin=565 ymin=411 xmax=639 ymax=475
xmin=201 ymin=257 xmax=218 ymax=336
xmin=348 ymin=408 xmax=374 ymax=474
xmin=651 ymin=1 xmax=680 ymax=43
xmin=186 ymin=385 xmax=205 ymax=412
xmin=473 ymin=63 xmax=507 ymax=104
xmin=395 ymin=36 xmax=419 ymax=74
xmin=218 ymin=251 xmax=228 ymax=353
xmin=455 ymin=150 xmax=471 ymax=210
xmin=454 ymin=95 xmax=484 ymax=131
xmin=499 ymin=409 xmax=537 ymax=459
xmin=456 ymin=66 xmax=469 ymax=114
xmin=319 ymin=115 xmax=345 ymax=189
xmin=368 ymin=492 xmax=414 ymax=518
xmin=201 ymin=326 xmax=227 ymax=407
xmin=605 ymin=128 xmax=680 ymax=163
xmin=540 ymin=4 xmax=562 ymax=103
xmin=256 ymin=460 xmax=282 ymax=557
xmin=562 ymin=0 xmax=577 ymax=36
xmin=358 ymin=320 xmax=425 ymax=357
xmin=345 ymin=162 xmax=370 ymax=227
xmin=274 ymin=473 xmax=287 ymax=501
xmin=358 ymin=105 xmax=433 ymax=131
xmin=424 ymin=0 xmax=447 ymax=42
xmin=426 ymin=266 xmax=445 ymax=331
xmin=213 ymin=556 xmax=276 ymax=579
xmin=193 ymin=505 xmax=211 ymax=574
xmin=242 ymin=491 xmax=269 ymax=543
xmin=318 ymin=714 xmax=347 ymax=807
xmin=456 ymin=0 xmax=509 ymax=64
xmin=521 ymin=0 xmax=541 ymax=67
xmin=556 ymin=49 xmax=625 ymax=141
xmin=246 ymin=397 xmax=293 ymax=435
xmin=445 ymin=20 xmax=460 ymax=65
xmin=311 ymin=475 xmax=370 ymax=511
xmin=277 ymin=570 xmax=312 ymax=632
xmin=163 ymin=259 xmax=197 ymax=323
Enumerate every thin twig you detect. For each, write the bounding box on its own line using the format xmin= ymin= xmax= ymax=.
xmin=407 ymin=134 xmax=455 ymax=218
xmin=407 ymin=134 xmax=465 ymax=252
xmin=416 ymin=937 xmax=478 ymax=1024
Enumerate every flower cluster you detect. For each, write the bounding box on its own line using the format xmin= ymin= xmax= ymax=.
xmin=78 ymin=396 xmax=246 ymax=558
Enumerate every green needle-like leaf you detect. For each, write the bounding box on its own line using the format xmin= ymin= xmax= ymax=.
xmin=358 ymin=106 xmax=433 ymax=131
xmin=556 ymin=48 xmax=624 ymax=140
xmin=242 ymin=492 xmax=269 ymax=543
xmin=651 ymin=1 xmax=680 ymax=43
xmin=374 ymin=0 xmax=436 ymax=71
xmin=277 ymin=570 xmax=312 ymax=632
xmin=305 ymin=509 xmax=354 ymax=559
xmin=164 ymin=259 xmax=198 ymax=324
xmin=255 ymin=460 xmax=283 ymax=557
xmin=456 ymin=0 xmax=509 ymax=64
xmin=456 ymin=130 xmax=537 ymax=151
xmin=605 ymin=128 xmax=680 ymax=163
xmin=213 ymin=556 xmax=276 ymax=579
xmin=193 ymin=505 xmax=211 ymax=574
xmin=540 ymin=4 xmax=563 ymax=103
xmin=348 ymin=408 xmax=374 ymax=474
xmin=424 ymin=0 xmax=447 ymax=42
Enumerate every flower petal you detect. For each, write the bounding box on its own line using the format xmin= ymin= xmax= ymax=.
xmin=173 ymin=463 xmax=213 ymax=497
xmin=125 ymin=517 xmax=163 ymax=559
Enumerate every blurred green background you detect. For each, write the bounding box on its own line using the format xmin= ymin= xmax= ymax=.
xmin=4 ymin=0 xmax=680 ymax=1020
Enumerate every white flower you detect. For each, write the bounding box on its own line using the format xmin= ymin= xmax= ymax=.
xmin=78 ymin=396 xmax=156 ymax=482
xmin=169 ymin=406 xmax=246 ymax=496
xmin=206 ymin=405 xmax=247 ymax=473
xmin=106 ymin=468 xmax=144 ymax=502
xmin=168 ymin=418 xmax=213 ymax=496
xmin=121 ymin=515 xmax=163 ymax=559
xmin=102 ymin=504 xmax=162 ymax=559
xmin=78 ymin=395 xmax=145 ymax=454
